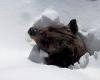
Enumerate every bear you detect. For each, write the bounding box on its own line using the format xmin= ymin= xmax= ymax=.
xmin=28 ymin=19 xmax=87 ymax=68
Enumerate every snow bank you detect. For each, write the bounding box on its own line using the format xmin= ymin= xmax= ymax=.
xmin=32 ymin=9 xmax=60 ymax=28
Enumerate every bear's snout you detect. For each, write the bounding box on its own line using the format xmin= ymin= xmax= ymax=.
xmin=28 ymin=27 xmax=38 ymax=37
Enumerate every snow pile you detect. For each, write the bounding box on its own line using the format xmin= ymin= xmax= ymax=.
xmin=27 ymin=9 xmax=100 ymax=69
xmin=32 ymin=9 xmax=64 ymax=28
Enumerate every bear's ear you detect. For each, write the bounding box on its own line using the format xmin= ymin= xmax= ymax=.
xmin=68 ymin=19 xmax=78 ymax=34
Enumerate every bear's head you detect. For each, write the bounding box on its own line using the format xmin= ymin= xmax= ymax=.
xmin=28 ymin=19 xmax=87 ymax=67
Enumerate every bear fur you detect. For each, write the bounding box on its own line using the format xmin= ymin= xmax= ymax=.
xmin=28 ymin=19 xmax=87 ymax=68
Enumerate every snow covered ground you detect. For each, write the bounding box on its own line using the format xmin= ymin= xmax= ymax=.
xmin=0 ymin=0 xmax=100 ymax=80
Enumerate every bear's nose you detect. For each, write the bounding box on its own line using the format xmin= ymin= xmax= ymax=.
xmin=28 ymin=27 xmax=38 ymax=36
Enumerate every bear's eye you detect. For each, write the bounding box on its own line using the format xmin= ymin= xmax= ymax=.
xmin=28 ymin=27 xmax=39 ymax=36
xmin=33 ymin=28 xmax=38 ymax=32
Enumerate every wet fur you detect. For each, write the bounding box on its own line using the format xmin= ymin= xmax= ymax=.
xmin=28 ymin=19 xmax=87 ymax=68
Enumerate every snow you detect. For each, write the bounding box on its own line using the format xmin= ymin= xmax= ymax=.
xmin=0 ymin=0 xmax=100 ymax=80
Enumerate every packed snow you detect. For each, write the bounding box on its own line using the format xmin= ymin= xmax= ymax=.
xmin=0 ymin=0 xmax=100 ymax=80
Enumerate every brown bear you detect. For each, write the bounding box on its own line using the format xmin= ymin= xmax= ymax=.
xmin=28 ymin=19 xmax=87 ymax=68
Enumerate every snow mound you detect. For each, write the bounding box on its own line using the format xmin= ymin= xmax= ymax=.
xmin=32 ymin=9 xmax=63 ymax=28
